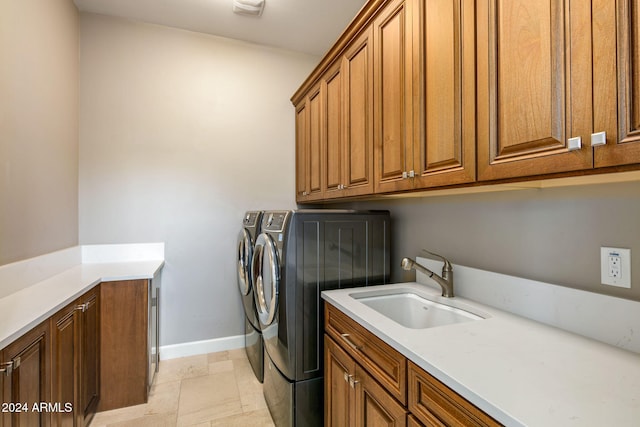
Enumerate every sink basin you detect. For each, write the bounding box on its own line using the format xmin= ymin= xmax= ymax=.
xmin=351 ymin=289 xmax=485 ymax=329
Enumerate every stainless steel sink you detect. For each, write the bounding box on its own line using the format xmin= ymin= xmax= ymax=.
xmin=350 ymin=288 xmax=485 ymax=329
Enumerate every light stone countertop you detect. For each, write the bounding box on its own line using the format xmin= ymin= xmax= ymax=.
xmin=0 ymin=248 xmax=164 ymax=350
xmin=322 ymin=282 xmax=640 ymax=427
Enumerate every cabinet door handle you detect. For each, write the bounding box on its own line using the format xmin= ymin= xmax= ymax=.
xmin=0 ymin=362 xmax=12 ymax=376
xmin=591 ymin=131 xmax=607 ymax=146
xmin=402 ymin=171 xmax=408 ymax=179
xmin=567 ymin=136 xmax=582 ymax=151
xmin=408 ymin=170 xmax=415 ymax=178
xmin=348 ymin=375 xmax=359 ymax=388
xmin=76 ymin=304 xmax=87 ymax=313
xmin=340 ymin=333 xmax=361 ymax=351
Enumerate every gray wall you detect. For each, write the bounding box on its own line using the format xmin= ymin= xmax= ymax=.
xmin=0 ymin=0 xmax=79 ymax=266
xmin=343 ymin=181 xmax=640 ymax=302
xmin=78 ymin=13 xmax=319 ymax=347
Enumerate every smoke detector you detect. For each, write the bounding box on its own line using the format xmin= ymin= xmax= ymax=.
xmin=233 ymin=0 xmax=265 ymax=16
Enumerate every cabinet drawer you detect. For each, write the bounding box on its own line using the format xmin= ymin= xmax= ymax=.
xmin=325 ymin=303 xmax=407 ymax=404
xmin=408 ymin=361 xmax=501 ymax=427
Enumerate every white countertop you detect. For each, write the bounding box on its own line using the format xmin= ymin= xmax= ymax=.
xmin=322 ymin=282 xmax=640 ymax=427
xmin=0 ymin=244 xmax=164 ymax=350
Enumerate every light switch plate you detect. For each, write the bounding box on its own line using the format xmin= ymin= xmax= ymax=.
xmin=601 ymin=247 xmax=631 ymax=288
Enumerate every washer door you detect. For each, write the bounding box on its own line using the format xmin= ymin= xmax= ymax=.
xmin=252 ymin=233 xmax=279 ymax=326
xmin=237 ymin=228 xmax=253 ymax=296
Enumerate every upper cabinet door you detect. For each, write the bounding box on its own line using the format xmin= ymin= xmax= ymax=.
xmin=342 ymin=28 xmax=375 ymax=198
xmin=307 ymin=85 xmax=324 ymax=200
xmin=295 ymin=100 xmax=308 ymax=201
xmin=295 ymin=84 xmax=324 ymax=203
xmin=323 ymin=60 xmax=345 ymax=198
xmin=477 ymin=0 xmax=593 ymax=181
xmin=593 ymin=0 xmax=640 ymax=167
xmin=374 ymin=0 xmax=415 ymax=193
xmin=413 ymin=0 xmax=476 ymax=188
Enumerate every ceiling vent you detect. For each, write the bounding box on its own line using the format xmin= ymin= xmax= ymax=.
xmin=233 ymin=0 xmax=265 ymax=16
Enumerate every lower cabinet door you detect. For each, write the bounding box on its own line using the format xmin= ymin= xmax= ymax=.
xmin=51 ymin=301 xmax=80 ymax=427
xmin=325 ymin=336 xmax=356 ymax=427
xmin=80 ymin=288 xmax=100 ymax=425
xmin=355 ymin=364 xmax=407 ymax=427
xmin=1 ymin=321 xmax=51 ymax=427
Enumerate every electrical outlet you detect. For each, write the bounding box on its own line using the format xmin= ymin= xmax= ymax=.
xmin=601 ymin=247 xmax=631 ymax=288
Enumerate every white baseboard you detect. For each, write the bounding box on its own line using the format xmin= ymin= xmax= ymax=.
xmin=159 ymin=334 xmax=245 ymax=360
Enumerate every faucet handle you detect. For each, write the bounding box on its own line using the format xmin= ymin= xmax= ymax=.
xmin=421 ymin=249 xmax=452 ymax=271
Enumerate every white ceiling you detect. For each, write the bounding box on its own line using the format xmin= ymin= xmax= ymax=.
xmin=73 ymin=0 xmax=369 ymax=56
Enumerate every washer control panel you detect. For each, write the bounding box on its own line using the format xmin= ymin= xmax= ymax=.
xmin=262 ymin=211 xmax=289 ymax=232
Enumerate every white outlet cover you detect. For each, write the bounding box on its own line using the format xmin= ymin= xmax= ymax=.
xmin=600 ymin=247 xmax=631 ymax=288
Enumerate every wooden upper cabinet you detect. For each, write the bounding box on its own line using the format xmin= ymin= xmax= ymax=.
xmin=476 ymin=0 xmax=593 ymax=181
xmin=374 ymin=0 xmax=475 ymax=193
xmin=295 ymin=99 xmax=308 ymax=201
xmin=307 ymin=85 xmax=323 ymax=199
xmin=295 ymin=85 xmax=324 ymax=203
xmin=323 ymin=29 xmax=376 ymax=201
xmin=324 ymin=60 xmax=345 ymax=198
xmin=374 ymin=0 xmax=415 ymax=193
xmin=413 ymin=0 xmax=476 ymax=188
xmin=342 ymin=28 xmax=375 ymax=198
xmin=593 ymin=0 xmax=640 ymax=167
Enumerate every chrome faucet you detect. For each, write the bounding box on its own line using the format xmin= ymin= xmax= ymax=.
xmin=401 ymin=250 xmax=454 ymax=298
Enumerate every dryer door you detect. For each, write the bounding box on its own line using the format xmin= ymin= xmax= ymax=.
xmin=237 ymin=228 xmax=253 ymax=296
xmin=252 ymin=233 xmax=280 ymax=326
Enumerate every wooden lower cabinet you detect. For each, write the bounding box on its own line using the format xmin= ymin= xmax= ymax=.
xmin=408 ymin=362 xmax=500 ymax=427
xmin=0 ymin=321 xmax=51 ymax=427
xmin=99 ymin=280 xmax=150 ymax=411
xmin=1 ymin=279 xmax=155 ymax=426
xmin=51 ymin=287 xmax=100 ymax=427
xmin=325 ymin=303 xmax=502 ymax=427
xmin=325 ymin=335 xmax=407 ymax=427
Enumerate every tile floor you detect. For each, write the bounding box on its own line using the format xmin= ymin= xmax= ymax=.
xmin=90 ymin=349 xmax=275 ymax=427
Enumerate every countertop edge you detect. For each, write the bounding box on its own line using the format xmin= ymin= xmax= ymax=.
xmin=0 ymin=260 xmax=164 ymax=350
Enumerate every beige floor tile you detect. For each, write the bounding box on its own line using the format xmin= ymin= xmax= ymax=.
xmin=177 ymin=371 xmax=242 ymax=425
xmin=146 ymin=380 xmax=182 ymax=414
xmin=210 ymin=408 xmax=275 ymax=426
xmin=207 ymin=351 xmax=229 ymax=363
xmin=240 ymin=391 xmax=268 ymax=412
xmin=90 ymin=350 xmax=274 ymax=427
xmin=227 ymin=348 xmax=247 ymax=360
xmin=105 ymin=412 xmax=177 ymax=427
xmin=208 ymin=359 xmax=234 ymax=374
xmin=156 ymin=354 xmax=209 ymax=385
xmin=233 ymin=357 xmax=262 ymax=393
xmin=90 ymin=403 xmax=148 ymax=426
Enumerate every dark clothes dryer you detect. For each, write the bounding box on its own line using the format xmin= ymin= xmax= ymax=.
xmin=252 ymin=210 xmax=391 ymax=426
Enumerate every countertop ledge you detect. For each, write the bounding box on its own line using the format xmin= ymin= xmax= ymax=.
xmin=322 ymin=282 xmax=640 ymax=427
xmin=0 ymin=244 xmax=164 ymax=350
